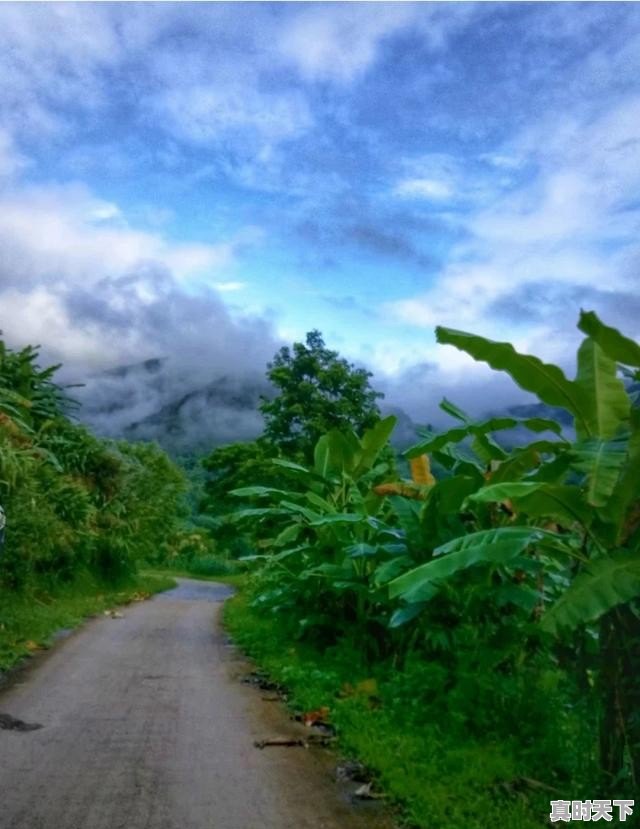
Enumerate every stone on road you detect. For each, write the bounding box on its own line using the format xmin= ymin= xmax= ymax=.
xmin=0 ymin=579 xmax=393 ymax=829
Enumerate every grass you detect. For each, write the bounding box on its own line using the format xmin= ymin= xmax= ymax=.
xmin=224 ymin=591 xmax=583 ymax=829
xmin=0 ymin=571 xmax=176 ymax=673
xmin=142 ymin=566 xmax=247 ymax=589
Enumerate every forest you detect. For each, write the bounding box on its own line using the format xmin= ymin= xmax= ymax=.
xmin=1 ymin=310 xmax=638 ymax=828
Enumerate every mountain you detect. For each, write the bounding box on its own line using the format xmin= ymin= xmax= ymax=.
xmin=79 ymin=359 xmax=585 ymax=459
xmin=75 ymin=358 xmax=270 ymax=455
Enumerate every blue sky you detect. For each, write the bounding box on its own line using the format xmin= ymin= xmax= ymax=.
xmin=1 ymin=2 xmax=639 ymax=421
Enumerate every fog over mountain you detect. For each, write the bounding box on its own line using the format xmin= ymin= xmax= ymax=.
xmin=77 ymin=357 xmax=271 ymax=454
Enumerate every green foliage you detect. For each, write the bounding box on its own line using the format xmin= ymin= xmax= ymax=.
xmin=227 ymin=310 xmax=640 ymax=802
xmin=225 ymin=592 xmax=598 ymax=829
xmin=0 ymin=337 xmax=187 ymax=592
xmin=260 ymin=330 xmax=383 ymax=462
xmin=0 ymin=573 xmax=175 ymax=671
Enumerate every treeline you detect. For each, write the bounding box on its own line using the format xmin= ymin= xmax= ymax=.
xmin=0 ymin=340 xmax=187 ymax=591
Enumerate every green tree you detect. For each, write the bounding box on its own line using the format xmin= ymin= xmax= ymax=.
xmin=260 ymin=330 xmax=383 ymax=462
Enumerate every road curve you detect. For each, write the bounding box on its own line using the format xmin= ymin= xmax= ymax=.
xmin=0 ymin=579 xmax=393 ymax=829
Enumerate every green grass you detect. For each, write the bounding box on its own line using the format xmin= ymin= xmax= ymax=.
xmin=0 ymin=572 xmax=176 ymax=672
xmin=142 ymin=567 xmax=247 ymax=589
xmin=224 ymin=592 xmax=581 ymax=829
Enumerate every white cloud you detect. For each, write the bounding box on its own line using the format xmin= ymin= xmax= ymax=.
xmin=388 ymin=94 xmax=640 ymax=365
xmin=0 ymin=183 xmax=247 ymax=285
xmin=277 ymin=3 xmax=478 ymax=83
xmin=214 ymin=281 xmax=245 ymax=293
xmin=278 ymin=4 xmax=415 ymax=83
xmin=394 ymin=178 xmax=453 ymax=200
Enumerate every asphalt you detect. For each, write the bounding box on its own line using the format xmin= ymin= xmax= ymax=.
xmin=0 ymin=579 xmax=394 ymax=829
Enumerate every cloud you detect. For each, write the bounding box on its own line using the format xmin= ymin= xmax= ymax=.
xmin=0 ymin=180 xmax=279 ymax=447
xmin=388 ymin=93 xmax=640 ymax=367
xmin=0 ymin=129 xmax=28 ymax=179
xmin=214 ymin=281 xmax=246 ymax=293
xmin=277 ymin=3 xmax=479 ymax=83
xmin=0 ymin=183 xmax=247 ymax=289
xmin=394 ymin=178 xmax=453 ymax=201
xmin=0 ymin=186 xmax=275 ymax=382
xmin=277 ymin=4 xmax=416 ymax=83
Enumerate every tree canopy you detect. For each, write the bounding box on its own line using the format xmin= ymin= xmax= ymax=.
xmin=260 ymin=330 xmax=383 ymax=461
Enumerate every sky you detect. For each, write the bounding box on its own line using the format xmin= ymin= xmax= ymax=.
xmin=1 ymin=1 xmax=639 ymax=426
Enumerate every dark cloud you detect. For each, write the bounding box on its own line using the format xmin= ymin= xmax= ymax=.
xmin=298 ymin=216 xmax=440 ymax=270
xmin=343 ymin=223 xmax=436 ymax=268
xmin=57 ymin=266 xmax=280 ymax=450
xmin=488 ymin=282 xmax=640 ymax=337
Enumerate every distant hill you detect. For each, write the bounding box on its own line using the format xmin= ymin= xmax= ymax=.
xmin=76 ymin=358 xmax=602 ymax=458
xmin=75 ymin=357 xmax=270 ymax=455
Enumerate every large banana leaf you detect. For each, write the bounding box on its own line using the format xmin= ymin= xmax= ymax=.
xmin=315 ymin=429 xmax=362 ymax=476
xmin=406 ymin=415 xmax=563 ymax=459
xmin=273 ymin=523 xmax=303 ymax=547
xmin=355 ymin=415 xmax=396 ymax=475
xmin=436 ymin=327 xmax=590 ymax=434
xmin=309 ymin=512 xmax=366 ymax=526
xmin=597 ymin=409 xmax=640 ymax=543
xmin=578 ymin=310 xmax=640 ymax=368
xmin=314 ymin=434 xmax=332 ymax=478
xmin=388 ymin=495 xmax=424 ymax=550
xmin=231 ymin=507 xmax=291 ymax=521
xmin=230 ymin=486 xmax=290 ymax=499
xmin=490 ymin=441 xmax=567 ymax=484
xmin=388 ymin=526 xmax=550 ymax=600
xmin=575 ymin=339 xmax=630 ymax=440
xmin=541 ymin=551 xmax=640 ymax=635
xmin=469 ymin=482 xmax=592 ymax=528
xmin=439 ymin=397 xmax=471 ymax=422
xmin=570 ymin=434 xmax=629 ymax=508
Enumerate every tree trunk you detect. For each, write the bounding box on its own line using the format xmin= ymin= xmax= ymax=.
xmin=599 ymin=603 xmax=640 ymax=789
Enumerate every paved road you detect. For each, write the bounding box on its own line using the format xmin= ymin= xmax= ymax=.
xmin=0 ymin=579 xmax=393 ymax=829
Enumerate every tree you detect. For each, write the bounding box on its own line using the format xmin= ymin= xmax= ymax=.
xmin=260 ymin=330 xmax=383 ymax=461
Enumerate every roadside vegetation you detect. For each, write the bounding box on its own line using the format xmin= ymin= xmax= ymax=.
xmin=218 ymin=315 xmax=640 ymax=827
xmin=2 ymin=313 xmax=638 ymax=826
xmin=0 ymin=339 xmax=183 ymax=671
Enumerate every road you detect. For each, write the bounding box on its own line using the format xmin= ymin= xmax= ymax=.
xmin=0 ymin=579 xmax=393 ymax=829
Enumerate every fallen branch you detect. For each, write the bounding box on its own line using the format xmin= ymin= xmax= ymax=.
xmin=254 ymin=734 xmax=337 ymax=749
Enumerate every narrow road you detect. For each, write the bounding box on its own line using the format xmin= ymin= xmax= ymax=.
xmin=0 ymin=579 xmax=393 ymax=829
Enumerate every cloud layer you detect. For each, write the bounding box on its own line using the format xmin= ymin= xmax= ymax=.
xmin=0 ymin=3 xmax=638 ymax=437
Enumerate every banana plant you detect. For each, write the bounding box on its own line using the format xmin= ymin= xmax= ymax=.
xmin=390 ymin=312 xmax=639 ymax=628
xmin=230 ymin=416 xmax=410 ymax=645
xmin=388 ymin=311 xmax=640 ymax=785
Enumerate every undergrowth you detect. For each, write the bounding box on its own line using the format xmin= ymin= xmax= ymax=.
xmin=224 ymin=591 xmax=599 ymax=829
xmin=0 ymin=571 xmax=175 ymax=672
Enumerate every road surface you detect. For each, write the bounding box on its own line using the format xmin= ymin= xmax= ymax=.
xmin=0 ymin=579 xmax=393 ymax=829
